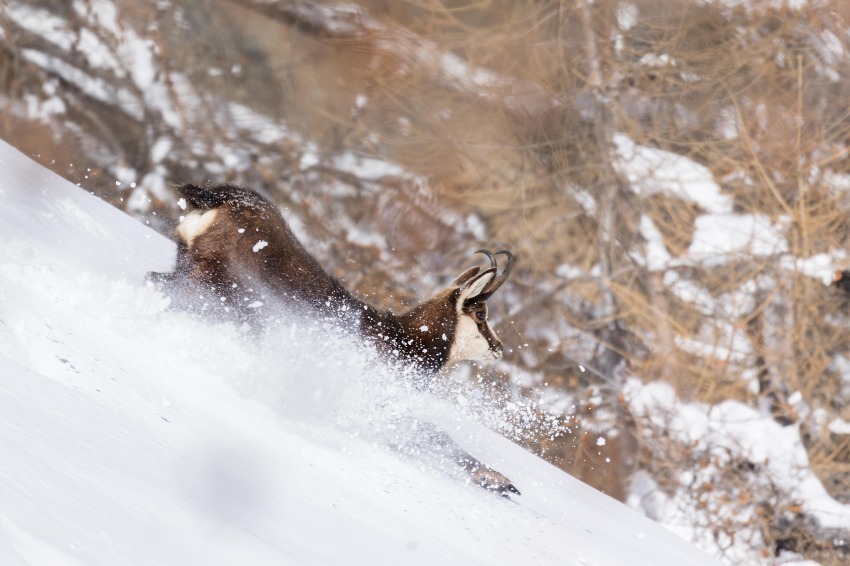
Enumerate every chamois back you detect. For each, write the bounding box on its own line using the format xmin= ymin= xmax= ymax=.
xmin=174 ymin=184 xmax=355 ymax=316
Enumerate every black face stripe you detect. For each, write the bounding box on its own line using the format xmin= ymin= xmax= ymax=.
xmin=480 ymin=322 xmax=503 ymax=354
xmin=461 ymin=302 xmax=502 ymax=354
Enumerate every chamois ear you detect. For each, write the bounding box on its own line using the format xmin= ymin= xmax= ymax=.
xmin=450 ymin=266 xmax=481 ymax=288
xmin=458 ymin=268 xmax=496 ymax=306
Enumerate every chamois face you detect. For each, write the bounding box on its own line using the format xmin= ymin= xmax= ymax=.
xmin=446 ymin=270 xmax=504 ymax=366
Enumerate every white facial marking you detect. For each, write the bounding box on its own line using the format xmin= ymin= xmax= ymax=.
xmin=176 ymin=209 xmax=218 ymax=247
xmin=447 ymin=315 xmax=491 ymax=364
xmin=446 ymin=288 xmax=502 ymax=365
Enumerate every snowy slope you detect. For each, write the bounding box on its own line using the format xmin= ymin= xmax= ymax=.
xmin=0 ymin=138 xmax=720 ymax=565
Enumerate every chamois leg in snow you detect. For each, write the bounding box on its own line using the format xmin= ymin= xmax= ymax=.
xmin=148 ymin=183 xmax=519 ymax=495
xmin=391 ymin=418 xmax=519 ymax=495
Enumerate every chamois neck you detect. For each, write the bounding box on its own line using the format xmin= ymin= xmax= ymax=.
xmin=355 ymin=291 xmax=457 ymax=373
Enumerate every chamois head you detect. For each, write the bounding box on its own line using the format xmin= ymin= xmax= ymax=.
xmin=448 ymin=249 xmax=514 ymax=364
xmin=393 ymin=249 xmax=514 ymax=372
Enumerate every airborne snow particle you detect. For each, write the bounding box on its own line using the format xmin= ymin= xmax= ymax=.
xmin=419 ymin=325 xmax=429 ymax=332
xmin=177 ymin=198 xmax=187 ymax=210
xmin=596 ymin=437 xmax=606 ymax=447
xmin=253 ymin=240 xmax=268 ymax=252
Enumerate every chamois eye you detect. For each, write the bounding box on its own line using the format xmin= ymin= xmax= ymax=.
xmin=476 ymin=310 xmax=486 ymax=322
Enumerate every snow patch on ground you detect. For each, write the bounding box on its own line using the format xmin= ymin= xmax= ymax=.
xmin=614 ymin=134 xmax=733 ymax=215
xmin=688 ymin=213 xmax=787 ymax=261
xmin=626 ymin=378 xmax=850 ymax=561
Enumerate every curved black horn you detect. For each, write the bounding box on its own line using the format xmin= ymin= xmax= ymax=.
xmin=474 ymin=249 xmax=498 ymax=270
xmin=489 ymin=250 xmax=515 ymax=293
xmin=473 ymin=249 xmax=514 ymax=300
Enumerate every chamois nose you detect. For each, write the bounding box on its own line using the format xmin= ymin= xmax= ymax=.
xmin=490 ymin=341 xmax=504 ymax=359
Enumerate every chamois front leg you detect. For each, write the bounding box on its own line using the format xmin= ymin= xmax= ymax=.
xmin=456 ymin=454 xmax=520 ymax=496
xmin=392 ymin=418 xmax=520 ymax=497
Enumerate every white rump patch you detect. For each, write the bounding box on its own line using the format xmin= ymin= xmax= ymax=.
xmin=176 ymin=209 xmax=218 ymax=247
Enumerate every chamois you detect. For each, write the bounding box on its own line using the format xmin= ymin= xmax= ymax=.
xmin=148 ymin=183 xmax=519 ymax=495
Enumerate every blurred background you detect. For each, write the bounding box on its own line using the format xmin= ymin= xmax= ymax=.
xmin=4 ymin=1 xmax=850 ymax=563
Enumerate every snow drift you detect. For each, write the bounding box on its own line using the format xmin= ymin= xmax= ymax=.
xmin=0 ymin=138 xmax=719 ymax=565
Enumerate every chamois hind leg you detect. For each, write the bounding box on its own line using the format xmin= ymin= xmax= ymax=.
xmin=390 ymin=418 xmax=520 ymax=497
xmin=147 ymin=242 xmax=263 ymax=328
xmin=146 ymin=242 xmax=192 ymax=293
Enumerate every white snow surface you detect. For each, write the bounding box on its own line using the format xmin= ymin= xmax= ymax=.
xmin=617 ymin=134 xmax=790 ymax=271
xmin=626 ymin=379 xmax=850 ymax=562
xmin=613 ymin=133 xmax=733 ymax=215
xmin=0 ymin=139 xmax=719 ymax=565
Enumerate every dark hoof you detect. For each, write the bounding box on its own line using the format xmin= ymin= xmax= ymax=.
xmin=146 ymin=271 xmax=171 ymax=284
